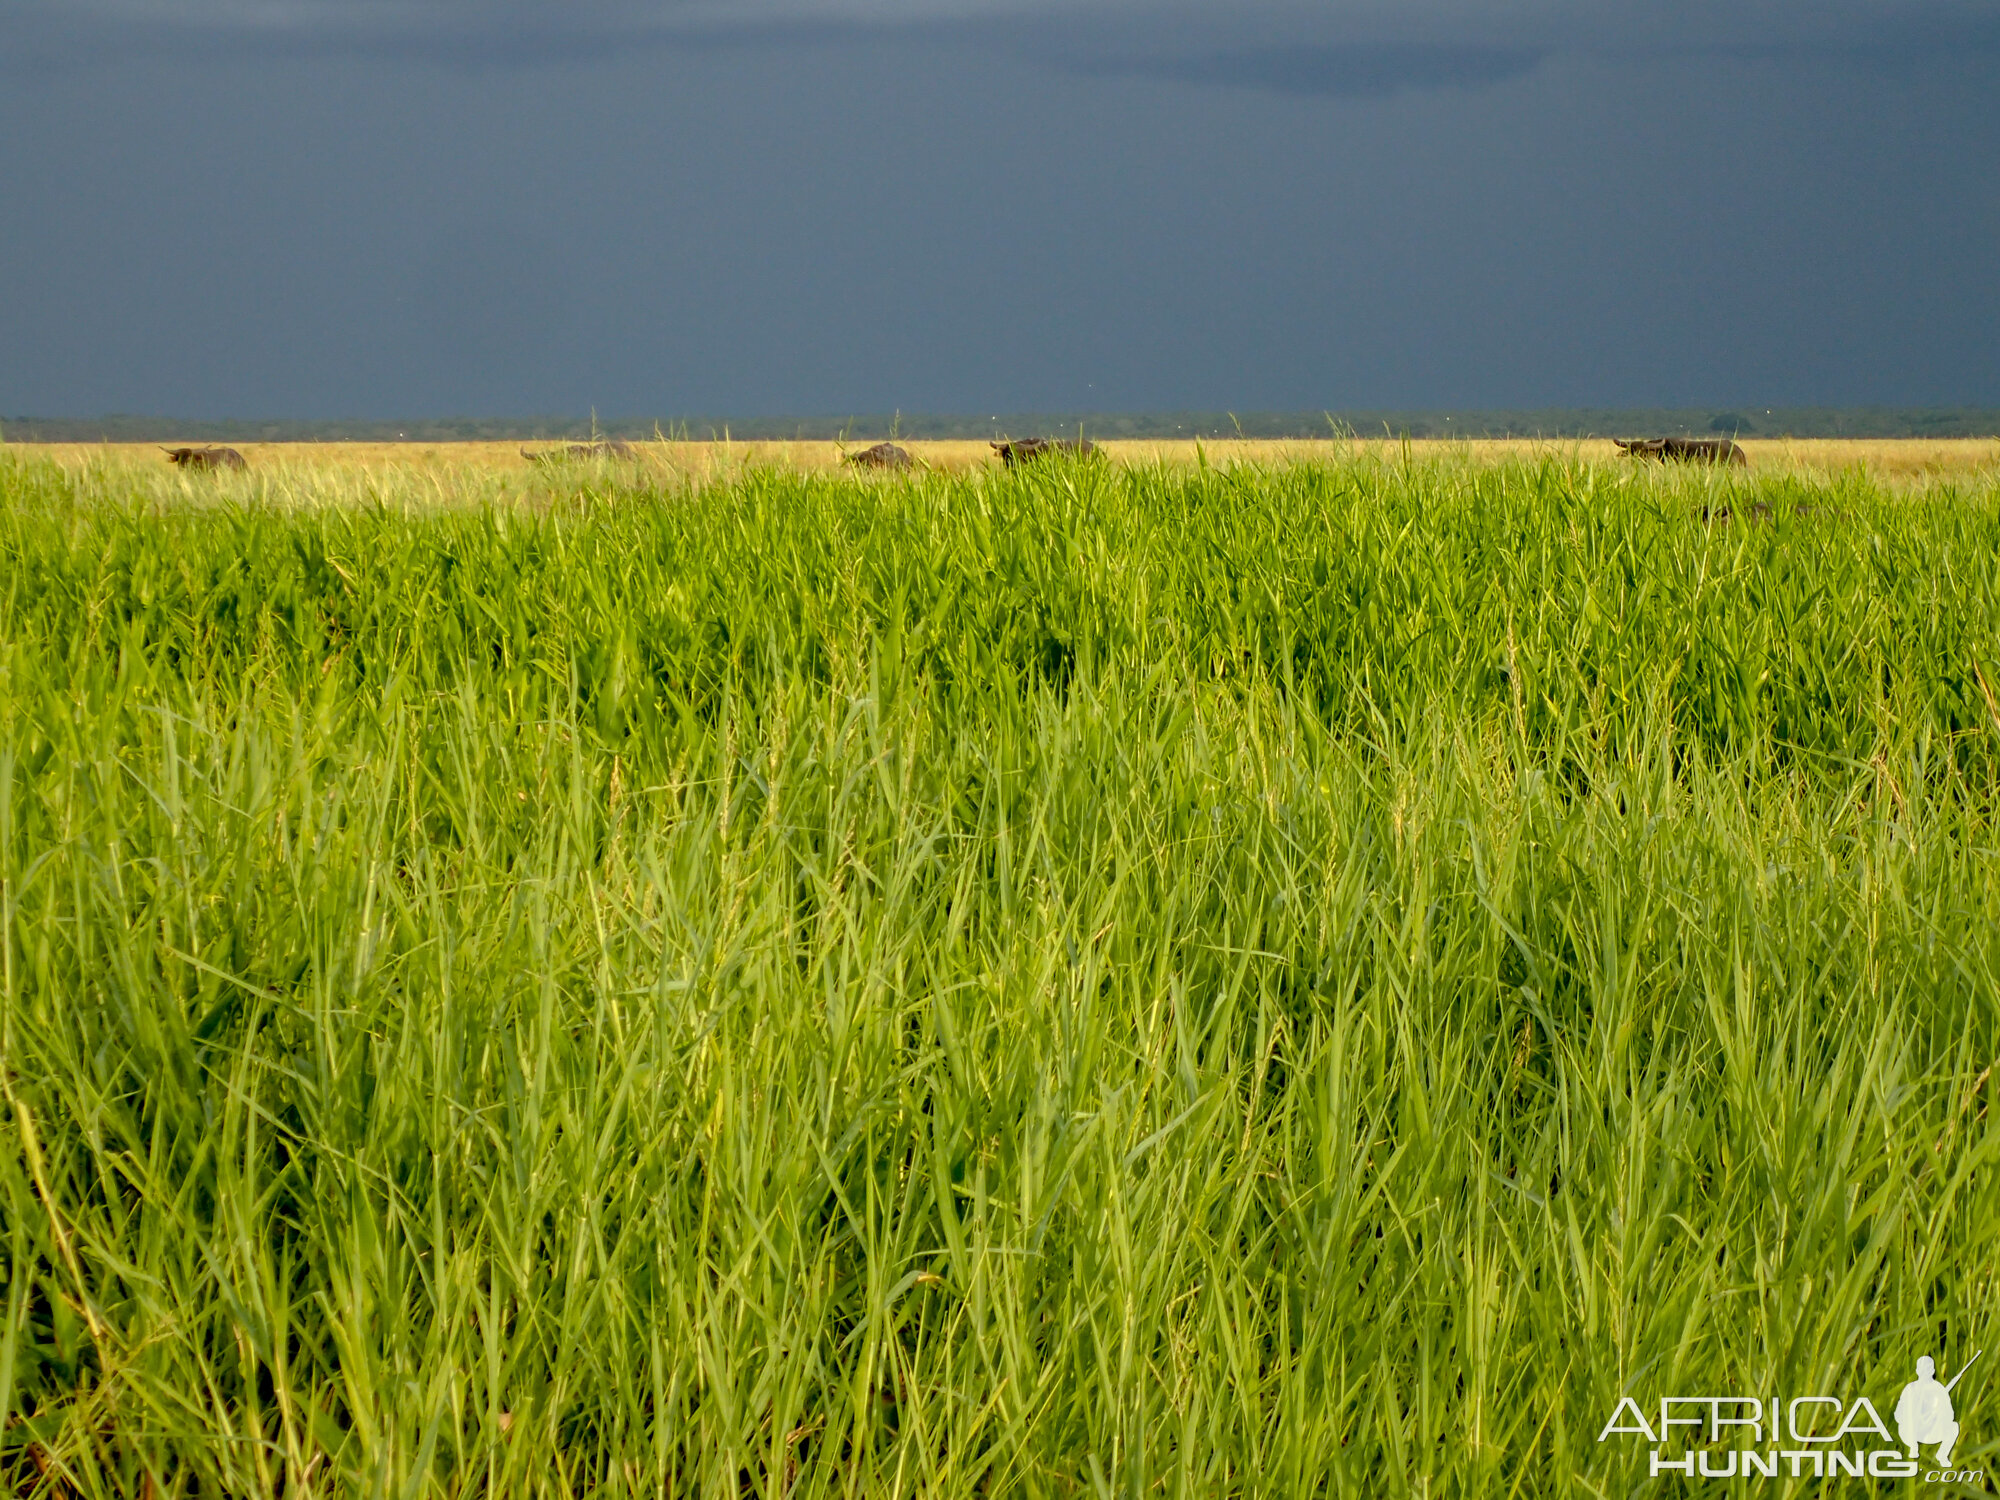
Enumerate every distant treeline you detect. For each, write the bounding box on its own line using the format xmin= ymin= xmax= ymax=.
xmin=5 ymin=407 xmax=1999 ymax=443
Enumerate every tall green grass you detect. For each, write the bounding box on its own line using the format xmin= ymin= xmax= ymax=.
xmin=2 ymin=450 xmax=1997 ymax=1497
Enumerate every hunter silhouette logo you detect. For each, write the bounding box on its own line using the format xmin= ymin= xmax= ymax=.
xmin=1597 ymin=1346 xmax=1985 ymax=1483
xmin=1896 ymin=1351 xmax=1979 ymax=1468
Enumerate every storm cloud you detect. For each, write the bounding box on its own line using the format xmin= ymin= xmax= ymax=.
xmin=1076 ymin=43 xmax=1549 ymax=99
xmin=17 ymin=0 xmax=2000 ymax=75
xmin=3 ymin=0 xmax=1995 ymax=418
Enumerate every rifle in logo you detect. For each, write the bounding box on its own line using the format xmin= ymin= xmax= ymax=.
xmin=1896 ymin=1349 xmax=1981 ymax=1467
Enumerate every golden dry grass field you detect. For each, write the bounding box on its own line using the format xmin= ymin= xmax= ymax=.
xmin=9 ymin=436 xmax=2000 ymax=488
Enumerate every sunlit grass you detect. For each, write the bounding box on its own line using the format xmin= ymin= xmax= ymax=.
xmin=10 ymin=435 xmax=2000 ymax=487
xmin=1 ymin=448 xmax=1997 ymax=1496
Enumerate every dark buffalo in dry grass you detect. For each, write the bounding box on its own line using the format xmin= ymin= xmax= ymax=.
xmin=845 ymin=442 xmax=915 ymax=470
xmin=991 ymin=438 xmax=1102 ymax=467
xmin=162 ymin=446 xmax=247 ymax=471
xmin=521 ymin=441 xmax=639 ymax=464
xmin=1615 ymin=437 xmax=1747 ymax=466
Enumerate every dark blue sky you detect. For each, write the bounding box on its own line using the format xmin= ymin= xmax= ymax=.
xmin=5 ymin=2 xmax=1997 ymax=418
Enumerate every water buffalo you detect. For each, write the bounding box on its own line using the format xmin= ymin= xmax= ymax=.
xmin=520 ymin=441 xmax=638 ymax=463
xmin=991 ymin=437 xmax=1102 ymax=467
xmin=1699 ymin=502 xmax=1774 ymax=524
xmin=1614 ymin=437 xmax=1747 ymax=466
xmin=1700 ymin=500 xmax=1836 ymax=524
xmin=162 ymin=445 xmax=247 ymax=471
xmin=845 ymin=442 xmax=914 ymax=470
